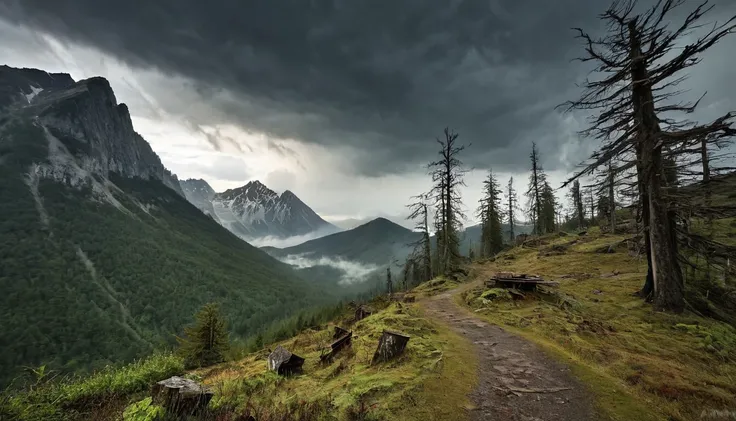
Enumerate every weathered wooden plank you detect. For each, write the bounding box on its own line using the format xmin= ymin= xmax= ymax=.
xmin=321 ymin=329 xmax=353 ymax=362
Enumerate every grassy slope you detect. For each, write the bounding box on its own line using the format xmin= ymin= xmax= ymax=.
xmin=2 ymin=297 xmax=478 ymax=421
xmin=193 ymin=298 xmax=476 ymax=421
xmin=460 ymin=228 xmax=736 ymax=421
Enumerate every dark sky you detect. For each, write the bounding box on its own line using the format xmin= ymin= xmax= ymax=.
xmin=1 ymin=0 xmax=734 ymax=221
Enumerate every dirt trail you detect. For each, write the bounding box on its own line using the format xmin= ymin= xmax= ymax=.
xmin=423 ymin=288 xmax=596 ymax=421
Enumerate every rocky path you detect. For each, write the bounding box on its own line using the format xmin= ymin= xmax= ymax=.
xmin=423 ymin=289 xmax=596 ymax=421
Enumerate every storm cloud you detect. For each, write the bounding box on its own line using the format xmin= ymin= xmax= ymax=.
xmin=1 ymin=0 xmax=735 ymax=179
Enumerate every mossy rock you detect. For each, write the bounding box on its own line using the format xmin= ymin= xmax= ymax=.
xmin=480 ymin=288 xmax=513 ymax=301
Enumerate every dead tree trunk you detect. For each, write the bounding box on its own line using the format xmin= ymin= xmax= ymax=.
xmin=608 ymin=163 xmax=616 ymax=234
xmin=629 ymin=21 xmax=684 ymax=312
xmin=636 ymin=145 xmax=655 ymax=300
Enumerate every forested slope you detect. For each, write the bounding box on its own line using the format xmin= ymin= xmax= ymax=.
xmin=0 ymin=69 xmax=330 ymax=386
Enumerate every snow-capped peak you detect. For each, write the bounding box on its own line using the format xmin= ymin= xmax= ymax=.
xmin=202 ymin=180 xmax=336 ymax=239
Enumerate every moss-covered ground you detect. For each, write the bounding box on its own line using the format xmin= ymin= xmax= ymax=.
xmin=460 ymin=228 xmax=736 ymax=421
xmin=2 ymin=296 xmax=477 ymax=421
xmin=189 ymin=297 xmax=477 ymax=420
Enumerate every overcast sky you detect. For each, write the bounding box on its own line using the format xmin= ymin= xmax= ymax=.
xmin=1 ymin=0 xmax=734 ymax=227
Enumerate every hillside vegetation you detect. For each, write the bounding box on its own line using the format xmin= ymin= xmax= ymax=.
xmin=0 ymin=118 xmax=332 ymax=386
xmin=461 ymin=228 xmax=736 ymax=421
xmin=1 ymin=296 xmax=477 ymax=421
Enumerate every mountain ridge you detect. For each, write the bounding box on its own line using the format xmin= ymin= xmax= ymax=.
xmin=0 ymin=65 xmax=332 ymax=385
xmin=262 ymin=216 xmax=419 ymax=266
xmin=180 ymin=178 xmax=339 ymax=240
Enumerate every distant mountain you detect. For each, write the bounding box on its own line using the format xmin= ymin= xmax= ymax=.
xmin=209 ymin=180 xmax=338 ymax=239
xmin=179 ymin=178 xmax=218 ymax=220
xmin=328 ymin=215 xmax=412 ymax=231
xmin=262 ymin=217 xmax=419 ymax=290
xmin=263 ymin=217 xmax=420 ymax=266
xmin=0 ymin=65 xmax=330 ymax=385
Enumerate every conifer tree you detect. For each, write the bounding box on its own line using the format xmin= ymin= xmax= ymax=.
xmin=526 ymin=143 xmax=547 ymax=235
xmin=540 ymin=181 xmax=557 ymax=233
xmin=177 ymin=303 xmax=230 ymax=368
xmin=429 ymin=128 xmax=468 ymax=273
xmin=386 ymin=267 xmax=393 ymax=295
xmin=478 ymin=170 xmax=504 ymax=257
xmin=570 ymin=180 xmax=585 ymax=229
xmin=406 ymin=194 xmax=433 ymax=282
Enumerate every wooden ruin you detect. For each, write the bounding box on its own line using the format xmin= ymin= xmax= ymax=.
xmin=354 ymin=305 xmax=374 ymax=321
xmin=321 ymin=326 xmax=353 ymax=363
xmin=151 ymin=376 xmax=213 ymax=416
xmin=487 ymin=272 xmax=559 ymax=291
xmin=332 ymin=325 xmax=350 ymax=340
xmin=268 ymin=345 xmax=305 ymax=375
xmin=372 ymin=330 xmax=410 ymax=363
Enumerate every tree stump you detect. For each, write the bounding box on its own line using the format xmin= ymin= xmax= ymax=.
xmin=268 ymin=345 xmax=305 ymax=375
xmin=372 ymin=330 xmax=410 ymax=363
xmin=151 ymin=376 xmax=213 ymax=416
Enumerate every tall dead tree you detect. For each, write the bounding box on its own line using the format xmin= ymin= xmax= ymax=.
xmin=406 ymin=194 xmax=433 ymax=282
xmin=584 ymin=186 xmax=596 ymax=226
xmin=608 ymin=162 xmax=616 ymax=234
xmin=507 ymin=177 xmax=518 ymax=242
xmin=561 ymin=0 xmax=736 ymax=312
xmin=429 ymin=128 xmax=468 ymax=274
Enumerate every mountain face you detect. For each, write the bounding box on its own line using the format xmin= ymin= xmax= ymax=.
xmin=0 ymin=65 xmax=75 ymax=110
xmin=262 ymin=217 xmax=419 ymax=290
xmin=2 ymin=66 xmax=184 ymax=196
xmin=179 ymin=178 xmax=218 ymax=220
xmin=207 ymin=180 xmax=338 ymax=239
xmin=264 ymin=217 xmax=420 ymax=266
xmin=0 ymin=66 xmax=329 ymax=385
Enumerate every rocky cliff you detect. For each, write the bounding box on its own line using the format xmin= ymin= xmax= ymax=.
xmin=1 ymin=66 xmax=183 ymax=196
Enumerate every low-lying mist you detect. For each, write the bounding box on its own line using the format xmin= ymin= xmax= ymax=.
xmin=245 ymin=226 xmax=340 ymax=248
xmin=279 ymin=254 xmax=381 ymax=285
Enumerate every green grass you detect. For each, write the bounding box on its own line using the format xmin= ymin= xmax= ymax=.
xmin=459 ymin=229 xmax=736 ymax=421
xmin=412 ymin=276 xmax=461 ymax=298
xmin=10 ymin=293 xmax=478 ymax=421
xmin=1 ymin=353 xmax=184 ymax=421
xmin=189 ymin=297 xmax=477 ymax=421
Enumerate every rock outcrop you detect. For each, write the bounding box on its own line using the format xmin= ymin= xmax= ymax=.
xmin=1 ymin=66 xmax=183 ymax=197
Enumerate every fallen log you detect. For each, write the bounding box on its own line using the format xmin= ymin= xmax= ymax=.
xmin=489 ymin=273 xmax=559 ymax=290
xmin=321 ymin=329 xmax=353 ymax=362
